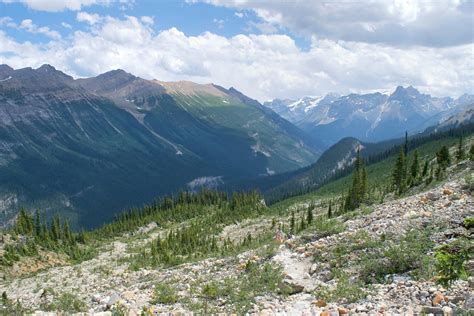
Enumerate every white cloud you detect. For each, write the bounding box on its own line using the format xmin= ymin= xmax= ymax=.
xmin=196 ymin=0 xmax=474 ymax=48
xmin=76 ymin=11 xmax=102 ymax=25
xmin=234 ymin=12 xmax=243 ymax=18
xmin=0 ymin=15 xmax=472 ymax=102
xmin=0 ymin=0 xmax=127 ymax=11
xmin=18 ymin=19 xmax=61 ymax=39
xmin=61 ymin=22 xmax=72 ymax=29
xmin=140 ymin=16 xmax=154 ymax=25
xmin=213 ymin=18 xmax=224 ymax=29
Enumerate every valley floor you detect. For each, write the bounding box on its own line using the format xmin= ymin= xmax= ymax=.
xmin=1 ymin=164 xmax=473 ymax=315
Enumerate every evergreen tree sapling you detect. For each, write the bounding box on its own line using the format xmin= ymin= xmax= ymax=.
xmin=307 ymin=206 xmax=313 ymax=225
xmin=409 ymin=150 xmax=420 ymax=186
xmin=422 ymin=160 xmax=429 ymax=178
xmin=456 ymin=136 xmax=465 ymax=162
xmin=344 ymin=148 xmax=368 ymax=211
xmin=392 ymin=147 xmax=407 ymax=195
xmin=404 ymin=131 xmax=409 ymax=156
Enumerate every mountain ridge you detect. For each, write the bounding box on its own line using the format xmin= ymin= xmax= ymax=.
xmin=0 ymin=64 xmax=320 ymax=228
xmin=265 ymin=86 xmax=473 ymax=145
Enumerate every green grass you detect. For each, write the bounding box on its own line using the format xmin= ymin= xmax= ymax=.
xmin=152 ymin=283 xmax=179 ymax=304
xmin=39 ymin=292 xmax=87 ymax=313
xmin=271 ymin=136 xmax=464 ymax=212
xmin=312 ymin=227 xmax=437 ymax=288
xmin=184 ymin=261 xmax=289 ymax=314
xmin=359 ymin=229 xmax=435 ymax=283
xmin=313 ymin=271 xmax=369 ymax=304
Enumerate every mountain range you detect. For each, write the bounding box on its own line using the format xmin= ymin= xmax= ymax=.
xmin=0 ymin=64 xmax=320 ymax=228
xmin=265 ymin=86 xmax=474 ymax=146
xmin=0 ymin=64 xmax=472 ymax=228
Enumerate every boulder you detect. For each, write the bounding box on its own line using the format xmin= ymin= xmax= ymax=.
xmin=443 ymin=188 xmax=454 ymax=195
xmin=309 ymin=263 xmax=318 ymax=275
xmin=106 ymin=293 xmax=120 ymax=308
xmin=427 ymin=192 xmax=441 ymax=201
xmin=464 ymin=293 xmax=474 ymax=310
xmin=279 ymin=280 xmax=304 ymax=295
xmin=421 ymin=306 xmax=444 ymax=315
xmin=338 ymin=307 xmax=349 ymax=314
xmin=313 ymin=299 xmax=326 ymax=307
xmin=433 ymin=292 xmax=445 ymax=306
xmin=442 ymin=306 xmax=454 ymax=316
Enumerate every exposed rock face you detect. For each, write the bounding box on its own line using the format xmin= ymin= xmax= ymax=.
xmin=0 ymin=64 xmax=320 ymax=228
xmin=265 ymin=86 xmax=474 ymax=145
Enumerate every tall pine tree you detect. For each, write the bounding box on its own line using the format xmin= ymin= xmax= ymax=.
xmin=404 ymin=131 xmax=409 ymax=156
xmin=456 ymin=136 xmax=465 ymax=162
xmin=409 ymin=150 xmax=420 ymax=186
xmin=344 ymin=148 xmax=367 ymax=211
xmin=392 ymin=147 xmax=407 ymax=195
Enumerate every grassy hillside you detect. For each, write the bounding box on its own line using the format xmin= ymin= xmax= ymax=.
xmin=1 ymin=126 xmax=473 ymax=314
xmin=270 ymin=132 xmax=473 ymax=212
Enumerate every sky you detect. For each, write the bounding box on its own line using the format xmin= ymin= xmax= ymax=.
xmin=0 ymin=0 xmax=473 ymax=101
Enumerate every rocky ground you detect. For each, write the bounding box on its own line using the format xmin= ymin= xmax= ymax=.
xmin=0 ymin=164 xmax=473 ymax=315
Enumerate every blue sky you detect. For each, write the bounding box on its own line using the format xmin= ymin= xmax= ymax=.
xmin=0 ymin=1 xmax=304 ymax=43
xmin=0 ymin=0 xmax=472 ymax=100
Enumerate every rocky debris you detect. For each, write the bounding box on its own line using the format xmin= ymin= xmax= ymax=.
xmin=133 ymin=222 xmax=158 ymax=235
xmin=1 ymin=168 xmax=473 ymax=315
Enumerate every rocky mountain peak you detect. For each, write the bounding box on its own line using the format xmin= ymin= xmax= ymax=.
xmin=0 ymin=64 xmax=14 ymax=76
xmin=35 ymin=64 xmax=74 ymax=81
xmin=77 ymin=69 xmax=138 ymax=94
xmin=389 ymin=85 xmax=422 ymax=101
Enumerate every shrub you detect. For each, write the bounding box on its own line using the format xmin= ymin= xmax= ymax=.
xmin=435 ymin=238 xmax=471 ymax=288
xmin=152 ymin=283 xmax=178 ymax=304
xmin=359 ymin=230 xmax=433 ymax=283
xmin=463 ymin=217 xmax=474 ymax=229
xmin=49 ymin=292 xmax=87 ymax=313
xmin=313 ymin=272 xmax=367 ymax=303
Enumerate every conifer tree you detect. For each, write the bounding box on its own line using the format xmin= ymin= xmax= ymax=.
xmin=290 ymin=211 xmax=295 ymax=234
xmin=404 ymin=131 xmax=409 ymax=156
xmin=344 ymin=148 xmax=367 ymax=211
xmin=63 ymin=221 xmax=72 ymax=242
xmin=300 ymin=217 xmax=306 ymax=231
xmin=392 ymin=147 xmax=407 ymax=195
xmin=436 ymin=145 xmax=451 ymax=170
xmin=426 ymin=164 xmax=434 ymax=184
xmin=410 ymin=150 xmax=420 ymax=185
xmin=456 ymin=136 xmax=465 ymax=162
xmin=34 ymin=211 xmax=41 ymax=237
xmin=470 ymin=144 xmax=474 ymax=161
xmin=51 ymin=216 xmax=61 ymax=241
xmin=421 ymin=160 xmax=429 ymax=177
xmin=306 ymin=207 xmax=313 ymax=225
xmin=327 ymin=200 xmax=332 ymax=218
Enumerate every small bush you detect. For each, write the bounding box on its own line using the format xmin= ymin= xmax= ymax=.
xmin=359 ymin=229 xmax=433 ymax=283
xmin=313 ymin=272 xmax=367 ymax=303
xmin=49 ymin=292 xmax=87 ymax=313
xmin=202 ymin=282 xmax=219 ymax=300
xmin=435 ymin=238 xmax=471 ymax=288
xmin=152 ymin=283 xmax=178 ymax=304
xmin=463 ymin=217 xmax=474 ymax=229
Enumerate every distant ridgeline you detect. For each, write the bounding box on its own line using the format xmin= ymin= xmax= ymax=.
xmin=261 ymin=122 xmax=474 ymax=204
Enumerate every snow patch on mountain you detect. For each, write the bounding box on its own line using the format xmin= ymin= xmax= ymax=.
xmin=265 ymin=86 xmax=473 ymax=144
xmin=187 ymin=176 xmax=224 ymax=191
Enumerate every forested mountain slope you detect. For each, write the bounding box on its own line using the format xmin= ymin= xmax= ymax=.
xmin=1 ymin=126 xmax=472 ymax=315
xmin=0 ymin=65 xmax=319 ymax=228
